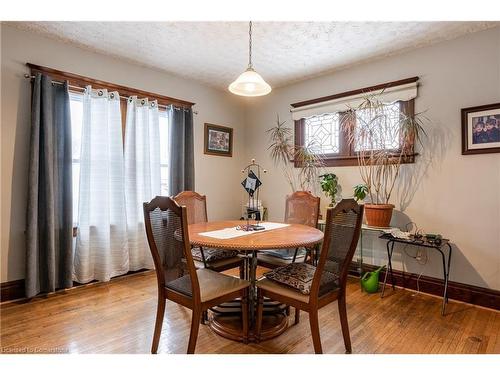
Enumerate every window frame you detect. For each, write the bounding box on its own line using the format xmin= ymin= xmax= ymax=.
xmin=29 ymin=64 xmax=193 ymax=235
xmin=158 ymin=110 xmax=170 ymax=196
xmin=292 ymin=78 xmax=418 ymax=167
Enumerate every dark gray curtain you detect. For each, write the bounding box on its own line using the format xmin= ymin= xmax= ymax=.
xmin=168 ymin=106 xmax=194 ymax=195
xmin=26 ymin=74 xmax=73 ymax=298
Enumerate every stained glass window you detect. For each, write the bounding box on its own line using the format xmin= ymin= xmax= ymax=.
xmin=354 ymin=103 xmax=402 ymax=151
xmin=304 ymin=112 xmax=340 ymax=154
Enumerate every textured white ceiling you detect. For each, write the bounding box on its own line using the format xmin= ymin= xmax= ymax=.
xmin=8 ymin=21 xmax=499 ymax=90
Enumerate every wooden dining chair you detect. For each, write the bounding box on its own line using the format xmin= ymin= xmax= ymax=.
xmin=173 ymin=191 xmax=245 ymax=278
xmin=143 ymin=196 xmax=250 ymax=354
xmin=257 ymin=191 xmax=320 ymax=269
xmin=255 ymin=199 xmax=364 ymax=354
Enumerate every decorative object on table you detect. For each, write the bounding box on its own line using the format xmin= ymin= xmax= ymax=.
xmin=382 ymin=227 xmax=412 ymax=240
xmin=204 ymin=123 xmax=233 ymax=157
xmin=424 ymin=233 xmax=443 ymax=245
xmin=360 ymin=265 xmax=386 ymax=293
xmin=241 ymin=169 xmax=262 ymax=196
xmin=353 ymin=183 xmax=368 ymax=202
xmin=319 ymin=173 xmax=341 ymax=206
xmin=241 ymin=201 xmax=267 ymax=223
xmin=461 ymin=102 xmax=500 ymax=155
xmin=267 ymin=114 xmax=324 ymax=193
xmin=228 ymin=21 xmax=271 ymax=97
xmin=240 ymin=159 xmax=267 ymax=231
xmin=342 ymin=95 xmax=428 ymax=227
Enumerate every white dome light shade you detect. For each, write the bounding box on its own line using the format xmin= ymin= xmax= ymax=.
xmin=228 ymin=68 xmax=272 ymax=97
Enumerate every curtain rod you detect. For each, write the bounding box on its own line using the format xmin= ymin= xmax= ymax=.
xmin=24 ymin=74 xmax=198 ymax=113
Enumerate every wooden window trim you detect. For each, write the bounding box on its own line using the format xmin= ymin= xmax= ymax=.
xmin=290 ymin=76 xmax=418 ymax=108
xmin=27 ymin=63 xmax=195 ymax=109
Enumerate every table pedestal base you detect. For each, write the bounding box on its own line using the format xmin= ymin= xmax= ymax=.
xmin=208 ymin=299 xmax=289 ymax=343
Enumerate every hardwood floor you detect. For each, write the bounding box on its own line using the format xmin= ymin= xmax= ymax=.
xmin=1 ymin=270 xmax=499 ymax=354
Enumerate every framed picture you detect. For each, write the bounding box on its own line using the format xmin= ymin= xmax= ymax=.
xmin=462 ymin=102 xmax=500 ymax=155
xmin=204 ymin=123 xmax=233 ymax=157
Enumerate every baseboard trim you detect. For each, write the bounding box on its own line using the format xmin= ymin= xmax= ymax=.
xmin=0 ymin=279 xmax=25 ymax=302
xmin=350 ymin=263 xmax=500 ymax=311
xmin=2 ymin=265 xmax=499 ymax=310
xmin=0 ymin=269 xmax=152 ymax=304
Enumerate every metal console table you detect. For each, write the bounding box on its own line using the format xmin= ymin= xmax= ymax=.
xmin=379 ymin=233 xmax=452 ymax=315
xmin=318 ymin=220 xmax=397 ymax=275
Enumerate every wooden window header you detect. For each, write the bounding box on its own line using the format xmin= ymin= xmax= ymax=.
xmin=290 ymin=76 xmax=419 ymax=109
xmin=27 ymin=63 xmax=195 ymax=109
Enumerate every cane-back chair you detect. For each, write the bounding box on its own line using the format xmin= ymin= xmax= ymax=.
xmin=256 ymin=199 xmax=363 ymax=354
xmin=173 ymin=191 xmax=245 ymax=278
xmin=257 ymin=191 xmax=320 ymax=269
xmin=143 ymin=196 xmax=249 ymax=354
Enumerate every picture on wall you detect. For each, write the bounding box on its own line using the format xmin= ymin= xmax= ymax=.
xmin=204 ymin=123 xmax=233 ymax=157
xmin=462 ymin=102 xmax=500 ymax=155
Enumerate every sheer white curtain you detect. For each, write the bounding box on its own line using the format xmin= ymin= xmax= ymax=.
xmin=124 ymin=97 xmax=161 ymax=270
xmin=74 ymin=87 xmax=128 ymax=283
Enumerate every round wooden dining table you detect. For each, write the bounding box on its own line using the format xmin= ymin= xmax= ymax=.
xmin=188 ymin=220 xmax=324 ymax=343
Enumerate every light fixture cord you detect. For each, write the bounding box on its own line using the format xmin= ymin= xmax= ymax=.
xmin=248 ymin=21 xmax=253 ymax=69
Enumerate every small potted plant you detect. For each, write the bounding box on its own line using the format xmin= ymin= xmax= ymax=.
xmin=319 ymin=173 xmax=341 ymax=207
xmin=353 ymin=184 xmax=368 ymax=203
xmin=342 ymin=95 xmax=427 ymax=227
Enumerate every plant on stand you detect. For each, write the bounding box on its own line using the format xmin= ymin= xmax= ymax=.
xmin=319 ymin=173 xmax=341 ymax=207
xmin=353 ymin=183 xmax=368 ymax=202
xmin=342 ymin=95 xmax=427 ymax=227
xmin=267 ymin=114 xmax=323 ymax=193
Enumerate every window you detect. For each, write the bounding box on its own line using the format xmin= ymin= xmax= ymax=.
xmin=159 ymin=110 xmax=169 ymax=195
xmin=296 ymin=101 xmax=413 ymax=166
xmin=304 ymin=113 xmax=340 ymax=154
xmin=354 ymin=102 xmax=402 ymax=152
xmin=292 ymin=78 xmax=418 ymax=167
xmin=69 ymin=92 xmax=83 ymax=226
xmin=69 ymin=94 xmax=170 ymax=225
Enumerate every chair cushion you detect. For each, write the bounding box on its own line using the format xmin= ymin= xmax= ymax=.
xmin=264 ymin=263 xmax=339 ymax=295
xmin=256 ymin=277 xmax=310 ymax=304
xmin=257 ymin=253 xmax=305 ymax=267
xmin=191 ymin=247 xmax=239 ymax=262
xmin=193 ymin=256 xmax=242 ymax=270
xmin=166 ymin=268 xmax=249 ymax=302
xmin=263 ymin=247 xmax=306 ymax=260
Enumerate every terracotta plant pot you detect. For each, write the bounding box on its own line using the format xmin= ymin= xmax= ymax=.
xmin=364 ymin=204 xmax=394 ymax=228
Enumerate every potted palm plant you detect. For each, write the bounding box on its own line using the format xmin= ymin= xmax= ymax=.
xmin=342 ymin=95 xmax=427 ymax=227
xmin=267 ymin=115 xmax=323 ymax=193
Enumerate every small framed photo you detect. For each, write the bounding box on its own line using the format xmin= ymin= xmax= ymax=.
xmin=204 ymin=123 xmax=233 ymax=157
xmin=462 ymin=102 xmax=500 ymax=155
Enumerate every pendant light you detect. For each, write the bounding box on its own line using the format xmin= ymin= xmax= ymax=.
xmin=228 ymin=21 xmax=272 ymax=97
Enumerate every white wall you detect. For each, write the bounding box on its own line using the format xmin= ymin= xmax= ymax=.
xmin=244 ymin=27 xmax=500 ymax=290
xmin=0 ymin=25 xmax=247 ymax=282
xmin=2 ymin=24 xmax=499 ymax=291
